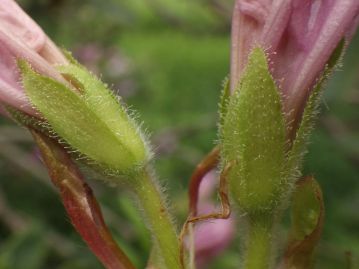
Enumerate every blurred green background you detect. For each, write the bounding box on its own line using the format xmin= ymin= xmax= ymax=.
xmin=0 ymin=0 xmax=358 ymax=268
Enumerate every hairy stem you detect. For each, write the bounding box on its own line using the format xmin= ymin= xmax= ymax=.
xmin=130 ymin=168 xmax=181 ymax=269
xmin=243 ymin=217 xmax=274 ymax=269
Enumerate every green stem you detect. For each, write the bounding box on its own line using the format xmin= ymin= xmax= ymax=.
xmin=243 ymin=217 xmax=274 ymax=269
xmin=130 ymin=168 xmax=181 ymax=269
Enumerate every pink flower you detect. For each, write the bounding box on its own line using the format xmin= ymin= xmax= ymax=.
xmin=187 ymin=171 xmax=235 ymax=268
xmin=0 ymin=0 xmax=68 ymax=116
xmin=230 ymin=0 xmax=359 ymax=131
xmin=193 ymin=204 xmax=235 ymax=268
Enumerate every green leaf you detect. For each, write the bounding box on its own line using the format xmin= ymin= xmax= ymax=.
xmin=19 ymin=60 xmax=147 ymax=176
xmin=221 ymin=47 xmax=286 ymax=213
xmin=281 ymin=176 xmax=324 ymax=269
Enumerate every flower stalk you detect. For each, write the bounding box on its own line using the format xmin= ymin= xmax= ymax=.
xmin=128 ymin=168 xmax=182 ymax=269
xmin=243 ymin=217 xmax=274 ymax=269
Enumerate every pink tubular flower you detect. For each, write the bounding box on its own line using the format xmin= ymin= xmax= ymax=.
xmin=193 ymin=204 xmax=235 ymax=268
xmin=187 ymin=171 xmax=235 ymax=268
xmin=0 ymin=0 xmax=68 ymax=116
xmin=230 ymin=0 xmax=359 ymax=132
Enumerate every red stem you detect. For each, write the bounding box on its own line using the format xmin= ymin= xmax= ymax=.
xmin=31 ymin=130 xmax=136 ymax=269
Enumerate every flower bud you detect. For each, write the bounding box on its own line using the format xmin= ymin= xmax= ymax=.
xmin=20 ymin=60 xmax=150 ymax=178
xmin=221 ymin=47 xmax=286 ymax=213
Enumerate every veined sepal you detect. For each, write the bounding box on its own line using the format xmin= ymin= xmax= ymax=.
xmin=19 ymin=59 xmax=151 ymax=183
xmin=218 ymin=76 xmax=230 ymax=140
xmin=220 ymin=47 xmax=287 ymax=214
xmin=5 ymin=105 xmax=46 ymax=133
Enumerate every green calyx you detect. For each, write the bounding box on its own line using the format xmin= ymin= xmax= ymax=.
xmin=220 ymin=42 xmax=344 ymax=215
xmin=220 ymin=47 xmax=287 ymax=213
xmin=19 ymin=60 xmax=149 ymax=178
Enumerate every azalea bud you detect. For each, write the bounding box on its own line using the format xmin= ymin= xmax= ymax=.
xmin=0 ymin=0 xmax=150 ymax=179
xmin=222 ymin=0 xmax=359 ymax=214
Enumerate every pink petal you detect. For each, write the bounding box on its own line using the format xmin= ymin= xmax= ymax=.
xmin=0 ymin=79 xmax=35 ymax=115
xmin=0 ymin=0 xmax=46 ymax=51
xmin=230 ymin=0 xmax=359 ymax=132
xmin=0 ymin=28 xmax=66 ymax=83
xmin=230 ymin=0 xmax=269 ymax=91
xmin=193 ymin=204 xmax=235 ymax=268
xmin=283 ymin=0 xmax=359 ymax=118
xmin=0 ymin=0 xmax=68 ymax=115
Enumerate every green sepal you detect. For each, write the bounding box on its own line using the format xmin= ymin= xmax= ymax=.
xmin=19 ymin=60 xmax=148 ymax=178
xmin=218 ymin=77 xmax=230 ymax=136
xmin=221 ymin=47 xmax=287 ymax=213
xmin=5 ymin=105 xmax=45 ymax=132
xmin=326 ymin=39 xmax=345 ymax=70
xmin=61 ymin=48 xmax=82 ymax=66
xmin=57 ymin=63 xmax=150 ymax=164
xmin=282 ymin=176 xmax=324 ymax=269
xmin=286 ymin=82 xmax=323 ymax=181
xmin=286 ymin=39 xmax=346 ymax=179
